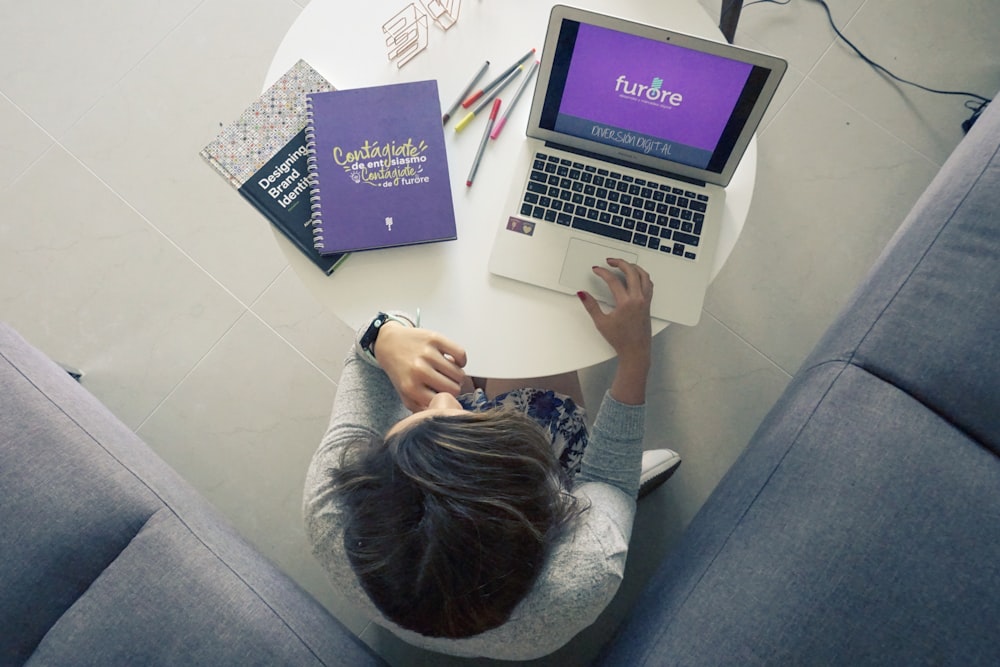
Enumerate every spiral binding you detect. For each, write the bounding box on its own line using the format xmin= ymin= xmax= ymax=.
xmin=304 ymin=95 xmax=325 ymax=250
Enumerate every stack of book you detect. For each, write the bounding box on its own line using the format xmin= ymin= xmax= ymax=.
xmin=201 ymin=60 xmax=456 ymax=275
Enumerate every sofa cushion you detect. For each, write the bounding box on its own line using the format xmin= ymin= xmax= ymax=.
xmin=599 ymin=364 xmax=1000 ymax=664
xmin=28 ymin=509 xmax=343 ymax=666
xmin=1 ymin=343 xmax=162 ymax=663
xmin=1 ymin=323 xmax=385 ymax=666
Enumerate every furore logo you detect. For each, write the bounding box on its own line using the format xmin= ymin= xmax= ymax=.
xmin=615 ymin=75 xmax=683 ymax=107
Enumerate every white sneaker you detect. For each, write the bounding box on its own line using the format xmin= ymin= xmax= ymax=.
xmin=638 ymin=449 xmax=681 ymax=499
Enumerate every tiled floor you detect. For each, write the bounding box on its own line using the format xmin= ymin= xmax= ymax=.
xmin=2 ymin=0 xmax=996 ymax=664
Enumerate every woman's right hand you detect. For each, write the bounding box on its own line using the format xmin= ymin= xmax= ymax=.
xmin=577 ymin=258 xmax=653 ymax=405
xmin=373 ymin=324 xmax=469 ymax=412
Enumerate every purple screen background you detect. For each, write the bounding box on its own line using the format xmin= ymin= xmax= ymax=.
xmin=558 ymin=23 xmax=752 ymax=152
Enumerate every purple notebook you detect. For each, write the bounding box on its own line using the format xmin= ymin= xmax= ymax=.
xmin=305 ymin=80 xmax=457 ymax=254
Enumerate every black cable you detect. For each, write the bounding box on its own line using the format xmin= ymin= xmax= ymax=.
xmin=744 ymin=0 xmax=790 ymax=8
xmin=722 ymin=0 xmax=992 ymax=130
xmin=811 ymin=0 xmax=989 ymax=102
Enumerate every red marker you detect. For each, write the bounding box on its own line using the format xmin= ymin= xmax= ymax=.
xmin=467 ymin=98 xmax=502 ymax=187
xmin=461 ymin=48 xmax=535 ymax=108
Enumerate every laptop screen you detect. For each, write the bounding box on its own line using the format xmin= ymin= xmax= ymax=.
xmin=534 ymin=15 xmax=782 ymax=182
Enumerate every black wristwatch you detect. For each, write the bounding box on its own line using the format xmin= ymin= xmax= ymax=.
xmin=359 ymin=312 xmax=413 ymax=361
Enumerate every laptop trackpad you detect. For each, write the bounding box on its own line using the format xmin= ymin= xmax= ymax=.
xmin=559 ymin=239 xmax=638 ymax=305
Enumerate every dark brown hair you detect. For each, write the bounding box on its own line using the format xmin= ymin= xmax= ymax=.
xmin=330 ymin=409 xmax=581 ymax=638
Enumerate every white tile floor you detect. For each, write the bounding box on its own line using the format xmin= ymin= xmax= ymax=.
xmin=1 ymin=0 xmax=996 ymax=664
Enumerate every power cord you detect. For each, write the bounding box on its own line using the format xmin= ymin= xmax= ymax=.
xmin=726 ymin=0 xmax=992 ymax=132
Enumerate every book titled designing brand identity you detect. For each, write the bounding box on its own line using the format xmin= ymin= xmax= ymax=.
xmin=200 ymin=59 xmax=348 ymax=275
xmin=305 ymin=80 xmax=457 ymax=254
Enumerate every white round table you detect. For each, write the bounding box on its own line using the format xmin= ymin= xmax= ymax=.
xmin=266 ymin=0 xmax=755 ymax=378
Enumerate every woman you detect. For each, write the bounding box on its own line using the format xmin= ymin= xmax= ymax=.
xmin=303 ymin=259 xmax=679 ymax=660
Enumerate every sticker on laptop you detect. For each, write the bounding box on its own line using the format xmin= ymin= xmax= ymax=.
xmin=506 ymin=217 xmax=535 ymax=236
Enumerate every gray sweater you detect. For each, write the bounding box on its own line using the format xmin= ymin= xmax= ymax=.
xmin=303 ymin=347 xmax=645 ymax=660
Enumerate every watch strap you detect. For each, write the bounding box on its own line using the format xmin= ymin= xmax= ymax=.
xmin=357 ymin=311 xmax=414 ymax=364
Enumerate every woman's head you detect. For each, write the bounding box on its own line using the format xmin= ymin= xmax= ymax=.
xmin=331 ymin=404 xmax=580 ymax=638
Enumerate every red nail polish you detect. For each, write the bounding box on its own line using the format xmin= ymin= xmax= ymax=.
xmin=577 ymin=291 xmax=586 ymax=301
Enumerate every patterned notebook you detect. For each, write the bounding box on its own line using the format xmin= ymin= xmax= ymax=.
xmin=201 ymin=59 xmax=348 ymax=274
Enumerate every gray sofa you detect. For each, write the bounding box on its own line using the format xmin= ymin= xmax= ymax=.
xmin=0 ymin=324 xmax=386 ymax=665
xmin=598 ymin=96 xmax=1000 ymax=664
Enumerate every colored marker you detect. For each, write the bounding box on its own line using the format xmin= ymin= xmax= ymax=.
xmin=491 ymin=60 xmax=539 ymax=140
xmin=454 ymin=65 xmax=523 ymax=132
xmin=467 ymin=98 xmax=502 ymax=187
xmin=443 ymin=60 xmax=489 ymax=125
xmin=461 ymin=48 xmax=535 ymax=108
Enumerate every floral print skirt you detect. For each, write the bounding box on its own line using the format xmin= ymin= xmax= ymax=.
xmin=457 ymin=388 xmax=589 ymax=478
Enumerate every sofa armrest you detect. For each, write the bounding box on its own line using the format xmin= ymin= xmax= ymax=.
xmin=800 ymin=95 xmax=1000 ymax=454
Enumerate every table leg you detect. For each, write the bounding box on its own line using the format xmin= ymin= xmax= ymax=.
xmin=720 ymin=0 xmax=744 ymax=43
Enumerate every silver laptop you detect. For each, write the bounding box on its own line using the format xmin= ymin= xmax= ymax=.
xmin=488 ymin=5 xmax=786 ymax=325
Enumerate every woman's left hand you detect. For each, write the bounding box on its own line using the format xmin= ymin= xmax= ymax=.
xmin=374 ymin=323 xmax=469 ymax=412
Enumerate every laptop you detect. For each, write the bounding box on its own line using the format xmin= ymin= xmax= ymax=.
xmin=488 ymin=5 xmax=786 ymax=325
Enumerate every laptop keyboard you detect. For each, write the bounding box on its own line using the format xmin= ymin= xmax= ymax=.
xmin=519 ymin=151 xmax=711 ymax=260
